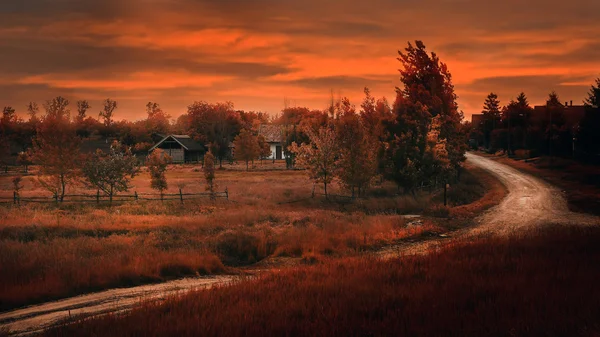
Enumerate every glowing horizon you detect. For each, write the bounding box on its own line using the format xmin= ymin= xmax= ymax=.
xmin=1 ymin=0 xmax=599 ymax=122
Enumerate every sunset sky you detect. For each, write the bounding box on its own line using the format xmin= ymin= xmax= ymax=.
xmin=1 ymin=0 xmax=599 ymax=122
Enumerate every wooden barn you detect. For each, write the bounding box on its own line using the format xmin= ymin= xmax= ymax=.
xmin=149 ymin=135 xmax=206 ymax=163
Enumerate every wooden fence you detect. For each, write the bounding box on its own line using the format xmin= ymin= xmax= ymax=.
xmin=0 ymin=188 xmax=228 ymax=205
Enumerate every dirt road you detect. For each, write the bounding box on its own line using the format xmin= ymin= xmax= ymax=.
xmin=380 ymin=152 xmax=599 ymax=256
xmin=0 ymin=276 xmax=237 ymax=336
xmin=466 ymin=153 xmax=599 ymax=234
xmin=1 ymin=153 xmax=598 ymax=335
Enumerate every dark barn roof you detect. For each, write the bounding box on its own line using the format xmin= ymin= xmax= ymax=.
xmin=150 ymin=135 xmax=206 ymax=152
xmin=258 ymin=124 xmax=283 ymax=143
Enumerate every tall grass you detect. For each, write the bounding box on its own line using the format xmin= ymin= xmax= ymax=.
xmin=0 ymin=165 xmax=500 ymax=311
xmin=46 ymin=226 xmax=600 ymax=337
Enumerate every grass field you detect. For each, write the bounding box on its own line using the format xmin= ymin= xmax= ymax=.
xmin=43 ymin=225 xmax=600 ymax=337
xmin=0 ymin=161 xmax=504 ymax=311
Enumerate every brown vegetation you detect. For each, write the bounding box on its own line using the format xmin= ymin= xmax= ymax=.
xmin=45 ymin=226 xmax=600 ymax=337
xmin=0 ymin=163 xmax=497 ymax=311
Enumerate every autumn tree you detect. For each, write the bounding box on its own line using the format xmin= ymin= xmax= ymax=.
xmin=75 ymin=100 xmax=92 ymax=137
xmin=203 ymin=151 xmax=216 ymax=199
xmin=27 ymin=102 xmax=39 ymax=121
xmin=385 ymin=99 xmax=430 ymax=193
xmin=77 ymin=100 xmax=91 ymax=121
xmin=186 ymin=101 xmax=241 ymax=168
xmin=257 ymin=134 xmax=272 ymax=163
xmin=147 ymin=148 xmax=172 ymax=200
xmin=360 ymin=88 xmax=390 ymax=179
xmin=99 ymin=98 xmax=117 ymax=136
xmin=290 ymin=126 xmax=338 ymax=199
xmin=389 ymin=40 xmax=466 ymax=190
xmin=33 ymin=96 xmax=80 ymax=201
xmin=81 ymin=141 xmax=140 ymax=204
xmin=233 ymin=128 xmax=260 ymax=170
xmin=16 ymin=150 xmax=33 ymax=173
xmin=335 ymin=99 xmax=378 ymax=197
xmin=145 ymin=102 xmax=171 ymax=136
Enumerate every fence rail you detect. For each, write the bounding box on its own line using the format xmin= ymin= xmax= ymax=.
xmin=0 ymin=188 xmax=228 ymax=205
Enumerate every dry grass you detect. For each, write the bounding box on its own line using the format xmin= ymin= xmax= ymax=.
xmin=45 ymin=225 xmax=600 ymax=337
xmin=0 ymin=164 xmax=500 ymax=311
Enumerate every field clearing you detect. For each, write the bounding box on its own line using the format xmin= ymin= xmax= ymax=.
xmin=0 ymin=161 xmax=503 ymax=312
xmin=43 ymin=225 xmax=600 ymax=337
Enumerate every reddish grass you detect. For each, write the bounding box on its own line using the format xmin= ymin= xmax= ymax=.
xmin=0 ymin=165 xmax=494 ymax=311
xmin=46 ymin=226 xmax=600 ymax=337
xmin=0 ymin=236 xmax=225 ymax=311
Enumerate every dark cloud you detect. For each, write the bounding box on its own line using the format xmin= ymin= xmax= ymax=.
xmin=289 ymin=75 xmax=395 ymax=90
xmin=0 ymin=36 xmax=294 ymax=79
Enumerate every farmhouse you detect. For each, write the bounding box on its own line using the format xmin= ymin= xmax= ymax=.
xmin=258 ymin=124 xmax=286 ymax=160
xmin=149 ymin=135 xmax=206 ymax=163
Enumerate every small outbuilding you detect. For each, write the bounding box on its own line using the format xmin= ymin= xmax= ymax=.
xmin=258 ymin=124 xmax=285 ymax=160
xmin=149 ymin=135 xmax=206 ymax=163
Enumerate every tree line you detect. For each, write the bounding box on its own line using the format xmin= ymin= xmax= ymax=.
xmin=1 ymin=41 xmax=469 ymax=199
xmin=472 ymin=78 xmax=600 ymax=162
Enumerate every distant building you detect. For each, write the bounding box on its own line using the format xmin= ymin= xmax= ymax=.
xmin=532 ymin=101 xmax=586 ymax=128
xmin=258 ymin=124 xmax=286 ymax=160
xmin=149 ymin=135 xmax=206 ymax=163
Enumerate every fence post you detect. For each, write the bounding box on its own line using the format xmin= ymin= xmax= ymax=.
xmin=135 ymin=191 xmax=138 ymax=201
xmin=225 ymin=187 xmax=229 ymax=200
xmin=13 ymin=191 xmax=17 ymax=205
xmin=311 ymin=184 xmax=315 ymax=198
xmin=179 ymin=189 xmax=183 ymax=204
xmin=96 ymin=190 xmax=100 ymax=205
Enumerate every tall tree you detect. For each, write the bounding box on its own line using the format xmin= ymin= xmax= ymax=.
xmin=147 ymin=148 xmax=171 ymax=200
xmin=360 ymin=88 xmax=390 ymax=179
xmin=81 ymin=141 xmax=140 ymax=204
xmin=335 ymin=101 xmax=378 ymax=197
xmin=502 ymin=93 xmax=533 ymax=153
xmin=481 ymin=92 xmax=501 ymax=148
xmin=233 ymin=128 xmax=260 ymax=171
xmin=33 ymin=96 xmax=80 ymax=201
xmin=26 ymin=102 xmax=39 ymax=121
xmin=145 ymin=102 xmax=171 ymax=136
xmin=99 ymin=99 xmax=117 ymax=128
xmin=393 ymin=41 xmax=465 ymax=178
xmin=186 ymin=101 xmax=241 ymax=168
xmin=290 ymin=126 xmax=338 ymax=199
xmin=257 ymin=134 xmax=272 ymax=164
xmin=77 ymin=100 xmax=91 ymax=121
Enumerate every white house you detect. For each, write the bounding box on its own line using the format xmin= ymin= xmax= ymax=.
xmin=258 ymin=124 xmax=286 ymax=160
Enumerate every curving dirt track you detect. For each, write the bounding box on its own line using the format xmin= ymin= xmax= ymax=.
xmin=1 ymin=153 xmax=598 ymax=335
xmin=466 ymin=153 xmax=599 ymax=234
xmin=0 ymin=276 xmax=238 ymax=336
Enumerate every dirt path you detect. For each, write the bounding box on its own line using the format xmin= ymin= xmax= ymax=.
xmin=0 ymin=276 xmax=237 ymax=336
xmin=379 ymin=152 xmax=599 ymax=257
xmin=1 ymin=153 xmax=598 ymax=335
